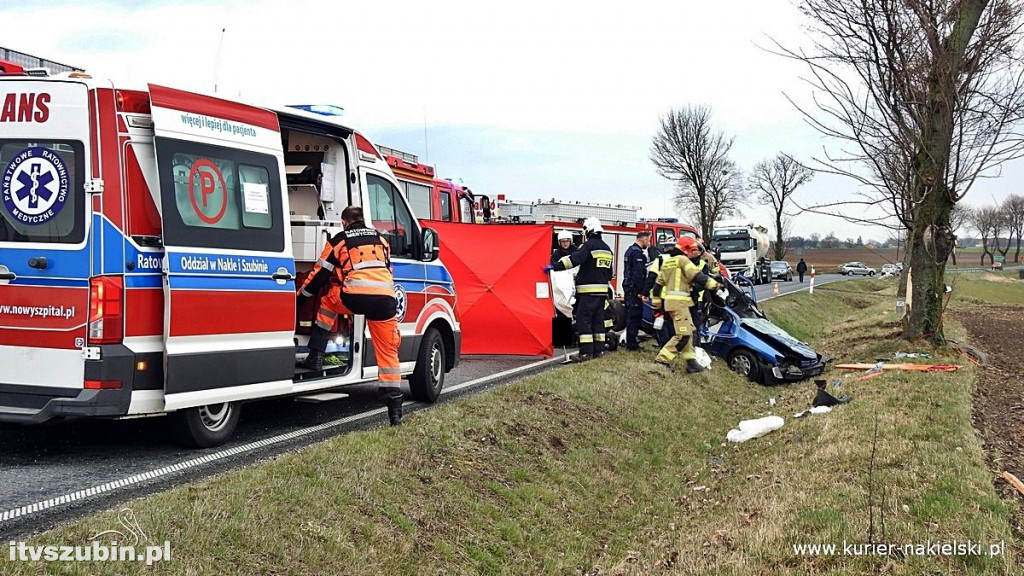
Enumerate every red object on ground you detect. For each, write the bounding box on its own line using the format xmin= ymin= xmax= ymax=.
xmin=429 ymin=222 xmax=554 ymax=356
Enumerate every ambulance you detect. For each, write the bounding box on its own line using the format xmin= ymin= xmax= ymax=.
xmin=0 ymin=63 xmax=461 ymax=447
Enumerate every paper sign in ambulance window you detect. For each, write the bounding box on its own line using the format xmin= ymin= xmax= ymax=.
xmin=239 ymin=164 xmax=271 ymax=229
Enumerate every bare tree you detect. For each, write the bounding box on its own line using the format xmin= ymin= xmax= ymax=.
xmin=992 ymin=206 xmax=1011 ymax=260
xmin=970 ymin=206 xmax=1001 ymax=264
xmin=778 ymin=0 xmax=1024 ymax=343
xmin=1004 ymin=194 xmax=1024 ymax=261
xmin=749 ymin=154 xmax=814 ymax=259
xmin=650 ymin=106 xmax=746 ymax=239
xmin=948 ymin=203 xmax=971 ymax=264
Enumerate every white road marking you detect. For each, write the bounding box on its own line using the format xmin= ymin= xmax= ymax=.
xmin=0 ymin=357 xmax=564 ymax=527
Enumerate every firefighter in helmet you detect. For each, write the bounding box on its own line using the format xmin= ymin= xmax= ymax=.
xmin=297 ymin=206 xmax=404 ymax=426
xmin=651 ymin=236 xmax=721 ymax=373
xmin=544 ymin=217 xmax=613 ymax=361
xmin=551 ymin=230 xmax=577 ymax=264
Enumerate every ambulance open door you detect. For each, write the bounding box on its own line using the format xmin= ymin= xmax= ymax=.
xmin=148 ymin=85 xmax=296 ymax=410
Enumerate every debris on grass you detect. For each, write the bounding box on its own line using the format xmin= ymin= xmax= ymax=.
xmin=726 ymin=416 xmax=784 ymax=443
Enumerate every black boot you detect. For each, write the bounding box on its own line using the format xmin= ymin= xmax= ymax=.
xmin=302 ymin=350 xmax=324 ymax=371
xmin=382 ymin=391 xmax=403 ymax=426
xmin=686 ymin=359 xmax=707 ymax=373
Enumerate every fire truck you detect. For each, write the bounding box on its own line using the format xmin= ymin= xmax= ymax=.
xmin=380 ymin=145 xmax=480 ymax=224
xmin=0 ymin=56 xmax=461 ymax=447
xmin=493 ymin=196 xmax=700 ymax=296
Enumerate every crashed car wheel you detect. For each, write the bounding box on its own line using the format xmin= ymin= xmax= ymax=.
xmin=727 ymin=349 xmax=761 ymax=382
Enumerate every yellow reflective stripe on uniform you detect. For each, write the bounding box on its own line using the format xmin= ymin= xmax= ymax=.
xmin=578 ymin=334 xmax=594 ymax=343
xmin=344 ymin=279 xmax=395 ymax=289
xmin=595 ymin=333 xmax=606 ymax=341
xmin=317 ymin=259 xmax=335 ymax=272
xmin=604 ymin=319 xmax=613 ymax=327
xmin=352 ymin=261 xmax=387 ymax=270
xmin=591 ymin=250 xmax=613 ymax=258
xmin=666 ymin=290 xmax=691 ymax=296
xmin=559 ymin=255 xmax=573 ymax=269
xmin=577 ymin=284 xmax=608 ymax=293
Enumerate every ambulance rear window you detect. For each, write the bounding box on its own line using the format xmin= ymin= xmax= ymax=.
xmin=0 ymin=141 xmax=85 ymax=244
xmin=156 ymin=138 xmax=283 ymax=252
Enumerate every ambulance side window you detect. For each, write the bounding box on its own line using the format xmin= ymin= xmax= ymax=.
xmin=366 ymin=174 xmax=415 ymax=260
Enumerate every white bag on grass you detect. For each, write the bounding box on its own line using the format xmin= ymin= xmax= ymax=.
xmin=694 ymin=346 xmax=712 ymax=369
xmin=726 ymin=416 xmax=784 ymax=443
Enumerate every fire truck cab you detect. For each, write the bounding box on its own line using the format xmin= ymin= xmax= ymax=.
xmin=0 ymin=66 xmax=461 ymax=447
xmin=380 ymin=146 xmax=476 ymax=224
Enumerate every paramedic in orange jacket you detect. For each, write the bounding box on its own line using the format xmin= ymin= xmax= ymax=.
xmin=297 ymin=206 xmax=404 ymax=426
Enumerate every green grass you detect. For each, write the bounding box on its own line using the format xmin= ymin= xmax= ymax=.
xmin=1 ymin=280 xmax=1018 ymax=575
xmin=947 ymin=270 xmax=1024 ymax=306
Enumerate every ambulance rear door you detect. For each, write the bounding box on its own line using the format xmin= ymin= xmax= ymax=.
xmin=0 ymin=79 xmax=91 ymax=418
xmin=148 ymin=85 xmax=295 ymax=410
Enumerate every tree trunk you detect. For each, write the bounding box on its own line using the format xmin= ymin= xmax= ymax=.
xmin=1015 ymin=235 xmax=1021 ymax=263
xmin=904 ymin=219 xmax=950 ymax=344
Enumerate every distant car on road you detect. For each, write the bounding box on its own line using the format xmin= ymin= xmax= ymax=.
xmin=770 ymin=260 xmax=794 ymax=281
xmin=838 ymin=262 xmax=877 ymax=276
xmin=881 ymin=263 xmax=900 ymax=275
xmin=992 ymin=261 xmax=1004 ymax=270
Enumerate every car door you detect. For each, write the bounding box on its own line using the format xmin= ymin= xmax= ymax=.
xmin=148 ymin=85 xmax=295 ymax=410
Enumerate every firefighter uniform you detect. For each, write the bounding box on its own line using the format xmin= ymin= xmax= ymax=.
xmin=652 ymin=242 xmax=719 ymax=371
xmin=690 ymin=247 xmax=724 ymax=331
xmin=299 ymin=220 xmax=403 ymax=423
xmin=553 ymin=233 xmax=613 ymax=359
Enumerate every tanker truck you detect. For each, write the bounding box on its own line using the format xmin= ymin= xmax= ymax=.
xmin=711 ymin=220 xmax=771 ymax=284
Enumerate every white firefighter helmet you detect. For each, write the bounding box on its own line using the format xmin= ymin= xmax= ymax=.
xmin=557 ymin=230 xmax=573 ymax=241
xmin=582 ymin=217 xmax=603 ymax=235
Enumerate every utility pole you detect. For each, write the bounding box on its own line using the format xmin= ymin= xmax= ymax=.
xmin=214 ymin=28 xmax=226 ymax=94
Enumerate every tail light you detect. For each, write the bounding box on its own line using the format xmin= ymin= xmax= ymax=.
xmin=89 ymin=276 xmax=124 ymax=344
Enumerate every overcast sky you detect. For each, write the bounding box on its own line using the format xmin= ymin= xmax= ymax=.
xmin=3 ymin=0 xmax=1021 ymax=242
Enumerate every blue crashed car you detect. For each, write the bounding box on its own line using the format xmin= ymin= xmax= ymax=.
xmin=643 ymin=274 xmax=826 ymax=384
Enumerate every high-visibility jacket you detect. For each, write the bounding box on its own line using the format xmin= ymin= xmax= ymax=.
xmin=653 ymin=253 xmax=717 ymax=309
xmin=553 ymin=235 xmax=613 ymax=295
xmin=300 ymin=222 xmax=395 ymax=300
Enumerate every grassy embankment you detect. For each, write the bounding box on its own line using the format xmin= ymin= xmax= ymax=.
xmin=3 ymin=276 xmax=1021 ymax=575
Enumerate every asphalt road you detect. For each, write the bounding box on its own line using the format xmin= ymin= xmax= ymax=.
xmin=0 ymin=272 xmax=854 ymax=540
xmin=0 ymin=354 xmax=562 ymax=539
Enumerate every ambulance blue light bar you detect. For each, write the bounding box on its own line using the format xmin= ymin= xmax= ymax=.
xmin=287 ymin=104 xmax=345 ymax=117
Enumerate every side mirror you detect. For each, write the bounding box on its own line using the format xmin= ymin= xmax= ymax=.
xmin=422 ymin=228 xmax=440 ymax=262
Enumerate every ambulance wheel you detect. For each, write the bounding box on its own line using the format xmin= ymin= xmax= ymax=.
xmin=727 ymin=349 xmax=761 ymax=383
xmin=410 ymin=327 xmax=445 ymax=403
xmin=170 ymin=402 xmax=240 ymax=448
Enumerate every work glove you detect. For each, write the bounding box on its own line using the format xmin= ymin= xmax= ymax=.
xmin=712 ymin=288 xmax=729 ymax=307
xmin=543 ymin=264 xmax=555 ymax=274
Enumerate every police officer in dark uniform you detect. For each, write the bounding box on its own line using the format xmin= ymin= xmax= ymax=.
xmin=544 ymin=217 xmax=613 ymax=361
xmin=622 ymin=231 xmax=650 ymax=350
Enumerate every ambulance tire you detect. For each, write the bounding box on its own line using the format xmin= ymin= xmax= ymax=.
xmin=170 ymin=402 xmax=241 ymax=448
xmin=410 ymin=327 xmax=445 ymax=403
